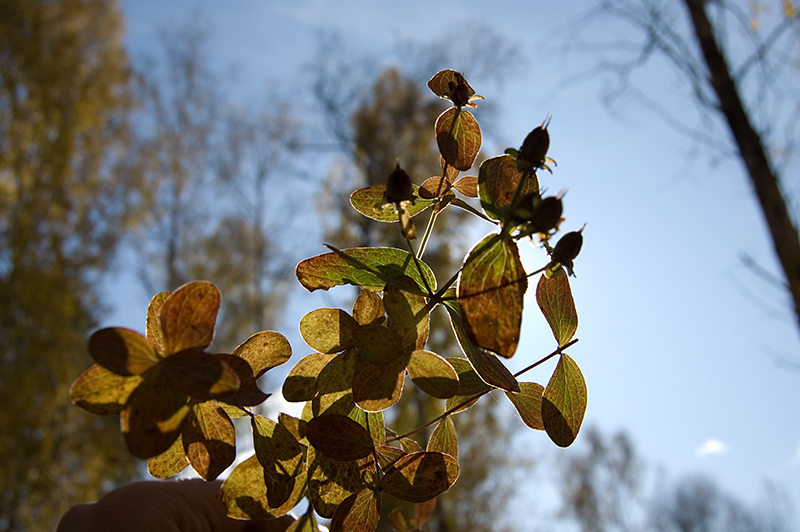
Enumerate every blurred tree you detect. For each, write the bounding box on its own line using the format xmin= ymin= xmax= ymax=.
xmin=562 ymin=0 xmax=800 ymax=347
xmin=558 ymin=428 xmax=795 ymax=532
xmin=0 ymin=0 xmax=141 ymax=529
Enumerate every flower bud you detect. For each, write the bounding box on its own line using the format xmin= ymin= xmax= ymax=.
xmin=530 ymin=196 xmax=563 ymax=234
xmin=384 ymin=163 xmax=415 ymax=205
xmin=518 ymin=123 xmax=550 ymax=169
xmin=551 ymin=227 xmax=584 ymax=276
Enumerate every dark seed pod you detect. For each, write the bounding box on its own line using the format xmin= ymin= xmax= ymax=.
xmin=552 ymin=229 xmax=584 ymax=265
xmin=385 ymin=163 xmax=415 ymax=205
xmin=519 ymin=124 xmax=550 ymax=169
xmin=530 ymin=196 xmax=563 ymax=234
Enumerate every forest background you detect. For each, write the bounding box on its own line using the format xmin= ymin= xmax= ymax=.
xmin=2 ymin=0 xmax=800 ymax=531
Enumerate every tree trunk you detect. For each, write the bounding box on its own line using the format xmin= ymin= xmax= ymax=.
xmin=683 ymin=0 xmax=800 ymax=336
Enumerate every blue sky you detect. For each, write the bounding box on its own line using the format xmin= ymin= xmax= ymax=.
xmin=111 ymin=0 xmax=800 ymax=515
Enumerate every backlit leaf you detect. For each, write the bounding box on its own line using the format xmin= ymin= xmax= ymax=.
xmin=182 ymin=401 xmax=235 ymax=480
xmin=536 ymin=268 xmax=578 ymax=346
xmin=381 ymin=452 xmax=460 ymax=503
xmin=352 ymin=289 xmax=385 ymax=326
xmin=352 ymin=356 xmax=407 ymax=412
xmin=453 ymin=175 xmax=478 ymax=198
xmin=389 ymin=507 xmax=408 ymax=532
xmin=147 ymin=435 xmax=189 ymax=478
xmin=279 ymin=412 xmax=307 ymax=442
xmin=252 ymin=414 xmax=306 ymax=484
xmin=330 ymin=489 xmax=381 ymax=532
xmin=446 ymin=357 xmax=492 ymax=397
xmin=457 ymin=234 xmax=526 ymax=359
xmin=283 ymin=353 xmax=337 ymax=403
xmin=444 ymin=298 xmax=520 ymax=392
xmin=89 ymin=327 xmax=158 ymax=376
xmin=120 ymin=371 xmax=191 ymax=458
xmin=70 ymin=363 xmax=142 ymax=415
xmin=542 ymin=354 xmax=586 ymax=447
xmin=286 ymin=511 xmax=318 ymax=532
xmin=312 ymin=351 xmax=357 ymax=418
xmin=306 ymin=414 xmax=375 ymax=461
xmin=375 ymin=445 xmax=406 ymax=469
xmin=435 ymin=107 xmax=481 ymax=171
xmin=419 ymin=176 xmax=454 ymax=199
xmin=300 ymin=308 xmax=359 ymax=354
xmin=221 ymin=454 xmax=307 ymax=519
xmin=353 ymin=323 xmax=406 ymax=365
xmin=160 ymin=281 xmax=220 ymax=354
xmin=478 ymin=154 xmax=538 ymax=222
xmin=407 ymin=351 xmax=458 ymax=399
xmin=384 ymin=275 xmax=430 ymax=350
xmin=161 ymin=350 xmax=240 ymax=400
xmin=231 ymin=330 xmax=292 ymax=378
xmin=427 ymin=417 xmax=458 ymax=458
xmin=427 ymin=69 xmax=476 ymax=106
xmin=308 ymin=446 xmax=365 ymax=518
xmin=350 ymin=184 xmax=435 ymax=222
xmin=297 ymin=247 xmax=436 ymax=295
xmin=146 ymin=291 xmax=170 ymax=355
xmin=214 ymin=353 xmax=270 ymax=408
xmin=505 ymin=382 xmax=545 ymax=430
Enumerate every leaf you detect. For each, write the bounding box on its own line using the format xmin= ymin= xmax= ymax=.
xmin=297 ymin=247 xmax=436 ymax=295
xmin=350 ymin=184 xmax=435 ymax=222
xmin=182 ymin=401 xmax=236 ymax=480
xmin=427 ymin=417 xmax=458 ymax=458
xmin=147 ymin=435 xmax=189 ymax=478
xmin=300 ymin=308 xmax=359 ymax=354
xmin=381 ymin=452 xmax=460 ymax=503
xmin=221 ymin=454 xmax=307 ymax=519
xmin=307 ymin=446 xmax=365 ymax=518
xmin=407 ymin=351 xmax=459 ymax=399
xmin=146 ymin=291 xmax=170 ymax=355
xmin=478 ymin=154 xmax=538 ymax=222
xmin=453 ymin=175 xmax=478 ymax=198
xmin=231 ymin=330 xmax=292 ymax=378
xmin=159 ymin=281 xmax=220 ymax=354
xmin=160 ymin=350 xmax=240 ymax=400
xmin=352 ymin=356 xmax=407 ymax=412
xmin=120 ymin=371 xmax=191 ymax=458
xmin=89 ymin=327 xmax=158 ymax=376
xmin=283 ymin=353 xmax=337 ymax=403
xmin=70 ymin=363 xmax=142 ymax=415
xmin=444 ymin=298 xmax=520 ymax=392
xmin=330 ymin=489 xmax=381 ymax=532
xmin=505 ymin=382 xmax=545 ymax=430
xmin=542 ymin=354 xmax=587 ymax=447
xmin=435 ymin=107 xmax=481 ymax=171
xmin=286 ymin=511 xmax=318 ymax=532
xmin=352 ymin=289 xmax=385 ymax=326
xmin=446 ymin=357 xmax=492 ymax=396
xmin=536 ymin=268 xmax=578 ymax=346
xmin=353 ymin=323 xmax=406 ymax=365
xmin=413 ymin=498 xmax=437 ymax=528
xmin=312 ymin=351 xmax=358 ymax=418
xmin=375 ymin=445 xmax=406 ymax=469
xmin=252 ymin=414 xmax=306 ymax=485
xmin=383 ymin=275 xmax=430 ymax=351
xmin=389 ymin=507 xmax=408 ymax=532
xmin=306 ymin=414 xmax=375 ymax=461
xmin=457 ymin=234 xmax=527 ymax=359
xmin=366 ymin=410 xmax=385 ymax=448
xmin=427 ymin=69 xmax=476 ymax=106
xmin=213 ymin=353 xmax=270 ymax=408
xmin=419 ymin=176 xmax=454 ymax=199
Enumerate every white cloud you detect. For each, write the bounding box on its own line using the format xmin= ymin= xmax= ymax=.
xmin=695 ymin=439 xmax=729 ymax=458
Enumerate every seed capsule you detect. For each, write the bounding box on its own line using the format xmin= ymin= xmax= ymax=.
xmin=530 ymin=196 xmax=563 ymax=234
xmin=384 ymin=163 xmax=415 ymax=205
xmin=519 ymin=125 xmax=550 ymax=170
xmin=551 ymin=227 xmax=585 ymax=276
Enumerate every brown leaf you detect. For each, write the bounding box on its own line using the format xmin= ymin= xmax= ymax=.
xmin=352 ymin=356 xmax=407 ymax=412
xmin=453 ymin=175 xmax=479 ymax=198
xmin=146 ymin=291 xmax=170 ymax=355
xmin=542 ymin=354 xmax=587 ymax=447
xmin=329 ymin=489 xmax=381 ymax=532
xmin=160 ymin=350 xmax=240 ymax=400
xmin=381 ymin=452 xmax=460 ymax=503
xmin=213 ymin=353 xmax=270 ymax=408
xmin=383 ymin=275 xmax=430 ymax=351
xmin=536 ymin=269 xmax=578 ymax=347
xmin=120 ymin=371 xmax=190 ymax=458
xmin=312 ymin=352 xmax=358 ymax=418
xmin=159 ymin=281 xmax=220 ymax=354
xmin=89 ymin=327 xmax=158 ymax=376
xmin=457 ymin=234 xmax=527 ymax=359
xmin=221 ymin=455 xmax=307 ymax=519
xmin=478 ymin=154 xmax=538 ymax=222
xmin=427 ymin=417 xmax=458 ymax=458
xmin=419 ymin=176 xmax=453 ymax=199
xmin=307 ymin=446 xmax=365 ymax=518
xmin=353 ymin=322 xmax=407 ymax=365
xmin=413 ymin=498 xmax=437 ymax=528
xmin=231 ymin=330 xmax=292 ymax=378
xmin=70 ymin=363 xmax=142 ymax=415
xmin=306 ymin=414 xmax=374 ymax=461
xmin=435 ymin=107 xmax=481 ymax=171
xmin=182 ymin=401 xmax=236 ymax=480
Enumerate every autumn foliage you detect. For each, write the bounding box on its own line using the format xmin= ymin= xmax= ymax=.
xmin=70 ymin=70 xmax=588 ymax=531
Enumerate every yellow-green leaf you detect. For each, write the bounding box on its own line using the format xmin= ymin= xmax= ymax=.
xmin=159 ymin=281 xmax=221 ymax=355
xmin=542 ymin=354 xmax=586 ymax=447
xmin=350 ymin=184 xmax=435 ymax=222
xmin=352 ymin=289 xmax=385 ymax=326
xmin=147 ymin=435 xmax=189 ymax=479
xmin=478 ymin=154 xmax=538 ymax=223
xmin=536 ymin=268 xmax=578 ymax=347
xmin=352 ymin=356 xmax=407 ymax=412
xmin=380 ymin=452 xmax=460 ymax=503
xmin=300 ymin=308 xmax=359 ymax=354
xmin=252 ymin=414 xmax=306 ymax=483
xmin=329 ymin=489 xmax=381 ymax=532
xmin=221 ymin=454 xmax=307 ymax=519
xmin=70 ymin=363 xmax=142 ymax=415
xmin=182 ymin=401 xmax=235 ymax=480
xmin=384 ymin=275 xmax=430 ymax=351
xmin=505 ymin=382 xmax=545 ymax=430
xmin=283 ymin=353 xmax=337 ymax=403
xmin=407 ymin=351 xmax=458 ymax=399
xmin=427 ymin=417 xmax=458 ymax=458
xmin=89 ymin=327 xmax=158 ymax=376
xmin=146 ymin=291 xmax=170 ymax=355
xmin=231 ymin=330 xmax=292 ymax=378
